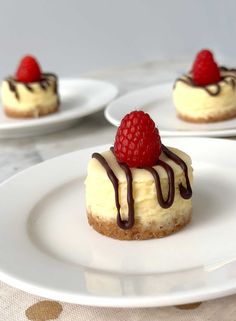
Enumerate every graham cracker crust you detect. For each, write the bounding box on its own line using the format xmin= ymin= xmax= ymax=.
xmin=177 ymin=108 xmax=236 ymax=123
xmin=4 ymin=103 xmax=59 ymax=119
xmin=87 ymin=210 xmax=192 ymax=240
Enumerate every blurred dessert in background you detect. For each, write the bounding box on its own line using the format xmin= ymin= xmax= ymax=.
xmin=1 ymin=55 xmax=59 ymax=118
xmin=173 ymin=49 xmax=236 ymax=123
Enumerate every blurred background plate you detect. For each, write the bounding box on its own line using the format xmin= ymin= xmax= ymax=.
xmin=105 ymin=83 xmax=236 ymax=137
xmin=0 ymin=78 xmax=118 ymax=138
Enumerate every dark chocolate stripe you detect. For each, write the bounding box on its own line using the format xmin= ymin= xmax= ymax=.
xmin=25 ymin=84 xmax=33 ymax=92
xmin=39 ymin=73 xmax=57 ymax=91
xmin=6 ymin=79 xmax=19 ymax=100
xmin=110 ymin=147 xmax=135 ymax=229
xmin=144 ymin=159 xmax=175 ymax=208
xmin=204 ymin=85 xmax=221 ymax=96
xmin=92 ymin=152 xmax=134 ymax=230
xmin=118 ymin=163 xmax=135 ymax=229
xmin=162 ymin=145 xmax=192 ymax=199
xmin=39 ymin=80 xmax=48 ymax=90
xmin=222 ymin=76 xmax=236 ymax=89
xmin=92 ymin=153 xmax=121 ymax=218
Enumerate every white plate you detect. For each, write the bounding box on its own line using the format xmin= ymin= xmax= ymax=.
xmin=0 ymin=78 xmax=118 ymax=138
xmin=1 ymin=138 xmax=236 ymax=307
xmin=105 ymin=83 xmax=236 ymax=137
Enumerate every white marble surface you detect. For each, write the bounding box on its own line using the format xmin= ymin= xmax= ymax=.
xmin=0 ymin=59 xmax=235 ymax=184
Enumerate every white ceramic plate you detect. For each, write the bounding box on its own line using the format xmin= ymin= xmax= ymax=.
xmin=105 ymin=83 xmax=236 ymax=137
xmin=0 ymin=78 xmax=118 ymax=138
xmin=1 ymin=138 xmax=236 ymax=307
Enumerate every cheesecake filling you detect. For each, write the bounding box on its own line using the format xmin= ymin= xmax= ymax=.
xmin=85 ymin=146 xmax=193 ymax=230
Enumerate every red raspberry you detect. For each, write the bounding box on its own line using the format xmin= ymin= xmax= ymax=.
xmin=114 ymin=111 xmax=161 ymax=168
xmin=192 ymin=49 xmax=221 ymax=86
xmin=16 ymin=55 xmax=42 ymax=83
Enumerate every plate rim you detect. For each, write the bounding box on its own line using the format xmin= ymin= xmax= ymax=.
xmin=105 ymin=82 xmax=236 ymax=138
xmin=1 ymin=137 xmax=236 ymax=307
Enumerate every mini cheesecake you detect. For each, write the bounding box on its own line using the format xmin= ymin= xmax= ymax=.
xmin=85 ymin=111 xmax=193 ymax=241
xmin=1 ymin=55 xmax=60 ymax=118
xmin=173 ymin=49 xmax=236 ymax=123
xmin=173 ymin=67 xmax=236 ymax=123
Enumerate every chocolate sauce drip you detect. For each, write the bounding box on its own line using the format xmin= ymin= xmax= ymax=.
xmin=220 ymin=66 xmax=236 ymax=72
xmin=204 ymin=85 xmax=221 ymax=96
xmin=92 ymin=145 xmax=192 ymax=230
xmin=174 ymin=66 xmax=236 ymax=96
xmin=230 ymin=78 xmax=235 ymax=89
xmin=162 ymin=145 xmax=192 ymax=199
xmin=118 ymin=163 xmax=135 ymax=229
xmin=220 ymin=67 xmax=236 ymax=88
xmin=39 ymin=80 xmax=48 ymax=90
xmin=43 ymin=72 xmax=58 ymax=79
xmin=92 ymin=152 xmax=121 ymax=221
xmin=6 ymin=79 xmax=19 ymax=100
xmin=39 ymin=73 xmax=57 ymax=91
xmin=109 ymin=147 xmax=135 ymax=229
xmin=92 ymin=152 xmax=134 ymax=230
xmin=53 ymin=82 xmax=58 ymax=94
xmin=25 ymin=84 xmax=33 ymax=92
xmin=173 ymin=76 xmax=192 ymax=89
xmin=144 ymin=160 xmax=175 ymax=208
xmin=222 ymin=77 xmax=236 ymax=89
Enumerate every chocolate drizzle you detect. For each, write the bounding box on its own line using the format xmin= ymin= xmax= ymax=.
xmin=5 ymin=73 xmax=57 ymax=100
xmin=39 ymin=80 xmax=48 ymax=90
xmin=25 ymin=84 xmax=33 ymax=92
xmin=162 ymin=145 xmax=192 ymax=199
xmin=174 ymin=66 xmax=236 ymax=96
xmin=118 ymin=163 xmax=135 ymax=229
xmin=144 ymin=159 xmax=175 ymax=208
xmin=6 ymin=79 xmax=19 ymax=100
xmin=92 ymin=152 xmax=121 ymax=219
xmin=92 ymin=145 xmax=192 ymax=230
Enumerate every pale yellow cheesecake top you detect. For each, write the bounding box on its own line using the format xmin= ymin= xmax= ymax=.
xmin=1 ymin=73 xmax=59 ymax=111
xmin=173 ymin=68 xmax=236 ymax=119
